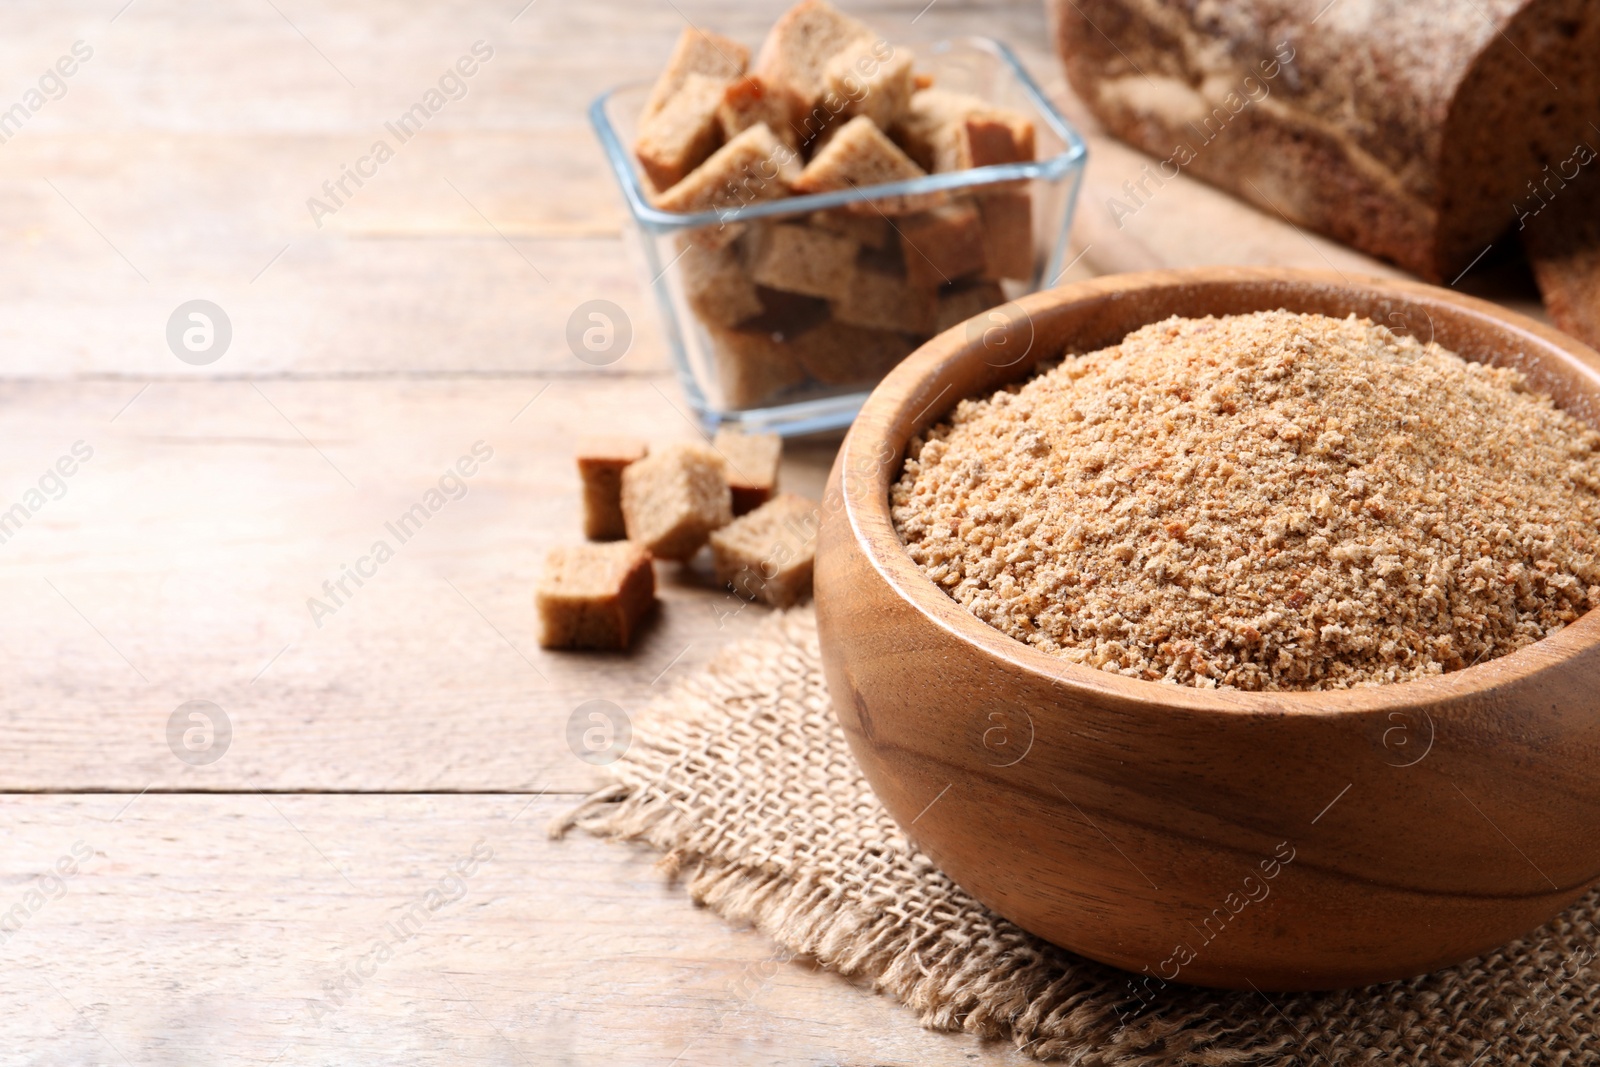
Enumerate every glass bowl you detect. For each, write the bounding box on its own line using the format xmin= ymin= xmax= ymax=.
xmin=591 ymin=36 xmax=1088 ymax=436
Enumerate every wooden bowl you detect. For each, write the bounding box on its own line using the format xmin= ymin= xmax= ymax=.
xmin=814 ymin=267 xmax=1600 ymax=991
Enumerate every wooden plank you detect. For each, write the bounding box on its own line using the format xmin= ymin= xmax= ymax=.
xmin=0 ymin=229 xmax=673 ymax=378
xmin=0 ymin=376 xmax=835 ymax=792
xmin=0 ymin=793 xmax=1034 ymax=1065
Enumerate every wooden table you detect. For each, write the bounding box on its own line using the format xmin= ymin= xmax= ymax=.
xmin=1 ymin=1 xmax=1548 ymax=1062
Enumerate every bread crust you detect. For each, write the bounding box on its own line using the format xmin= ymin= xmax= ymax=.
xmin=1053 ymin=0 xmax=1600 ymax=281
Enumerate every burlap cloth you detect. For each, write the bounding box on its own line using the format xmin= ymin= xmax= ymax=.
xmin=554 ymin=609 xmax=1600 ymax=1064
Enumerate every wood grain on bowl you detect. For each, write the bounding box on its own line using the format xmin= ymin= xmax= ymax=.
xmin=815 ymin=267 xmax=1600 ymax=991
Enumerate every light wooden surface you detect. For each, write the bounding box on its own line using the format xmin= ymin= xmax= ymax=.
xmin=0 ymin=0 xmax=1551 ymax=1061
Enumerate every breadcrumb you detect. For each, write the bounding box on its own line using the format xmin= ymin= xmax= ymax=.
xmin=890 ymin=310 xmax=1600 ymax=690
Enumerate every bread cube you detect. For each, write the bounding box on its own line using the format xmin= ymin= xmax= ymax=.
xmin=713 ymin=427 xmax=782 ymax=514
xmin=706 ymin=322 xmax=810 ymax=408
xmin=576 ymin=436 xmax=649 ymax=541
xmin=749 ymin=285 xmax=832 ymax=331
xmin=745 ymin=222 xmax=858 ymax=300
xmin=978 ymin=191 xmax=1034 ymax=281
xmin=753 ymin=0 xmax=874 ymax=125
xmin=831 ymin=258 xmax=937 ymax=334
xmin=710 ymin=493 xmax=819 ymax=607
xmin=893 ymin=89 xmax=974 ymax=170
xmin=895 ymin=89 xmax=1035 ymax=173
xmin=654 ymin=124 xmax=802 ymax=219
xmin=961 ymin=112 xmax=1036 ymax=169
xmin=680 ymin=240 xmax=764 ymax=327
xmin=793 ymin=115 xmax=932 ymax=214
xmin=621 ymin=443 xmax=733 ymax=560
xmin=536 ymin=541 xmax=656 ymax=651
xmin=824 ymin=39 xmax=915 ymax=129
xmin=635 ymin=73 xmax=729 ymax=191
xmin=935 ymin=279 xmax=1006 ymax=333
xmin=897 ymin=200 xmax=987 ymax=288
xmin=643 ymin=27 xmax=750 ymax=119
xmin=719 ymin=76 xmax=797 ymax=147
xmin=790 ymin=317 xmax=916 ymax=385
xmin=810 ymin=208 xmax=891 ymax=249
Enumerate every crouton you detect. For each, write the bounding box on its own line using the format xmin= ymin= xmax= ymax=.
xmin=809 ymin=207 xmax=892 ymax=248
xmin=744 ymin=221 xmax=858 ymax=300
xmin=536 ymin=541 xmax=656 ymax=651
xmin=710 ymin=493 xmax=819 ymax=607
xmin=635 ymin=73 xmax=730 ymax=191
xmin=977 ymin=191 xmax=1034 ymax=281
xmin=712 ymin=428 xmax=782 ymax=514
xmin=789 ymin=317 xmax=917 ymax=385
xmin=753 ymin=0 xmax=874 ymax=126
xmin=824 ymin=38 xmax=915 ymax=129
xmin=718 ymin=75 xmax=797 ymax=147
xmin=961 ymin=112 xmax=1036 ymax=169
xmin=792 ymin=115 xmax=932 ymax=214
xmin=679 ymin=240 xmax=765 ymax=327
xmin=621 ymin=443 xmax=732 ymax=560
xmin=894 ymin=89 xmax=1035 ymax=172
xmin=653 ymin=124 xmax=802 ymax=219
xmin=705 ymin=321 xmax=810 ymax=409
xmin=897 ymin=200 xmax=987 ymax=288
xmin=831 ymin=256 xmax=937 ymax=334
xmin=576 ymin=436 xmax=649 ymax=541
xmin=643 ymin=28 xmax=750 ymax=119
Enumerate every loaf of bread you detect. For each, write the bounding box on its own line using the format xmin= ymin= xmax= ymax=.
xmin=1052 ymin=0 xmax=1600 ymax=283
xmin=1523 ymin=163 xmax=1600 ymax=350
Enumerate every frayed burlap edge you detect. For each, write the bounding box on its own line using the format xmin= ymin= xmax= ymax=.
xmin=552 ymin=609 xmax=1600 ymax=1065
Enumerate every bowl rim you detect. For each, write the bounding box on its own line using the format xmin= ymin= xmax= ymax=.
xmin=588 ymin=35 xmax=1090 ymax=235
xmin=834 ymin=265 xmax=1600 ymax=715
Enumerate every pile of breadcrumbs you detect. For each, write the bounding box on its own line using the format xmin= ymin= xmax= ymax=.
xmin=891 ymin=310 xmax=1600 ymax=690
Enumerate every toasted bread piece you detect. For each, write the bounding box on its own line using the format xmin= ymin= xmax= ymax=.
xmin=894 ymin=89 xmax=1035 ymax=172
xmin=718 ymin=75 xmax=797 ymax=147
xmin=712 ymin=428 xmax=783 ymax=514
xmin=793 ymin=115 xmax=932 ymax=214
xmin=710 ymin=493 xmax=819 ymax=607
xmin=831 ymin=256 xmax=937 ymax=334
xmin=897 ymin=200 xmax=987 ymax=288
xmin=977 ymin=191 xmax=1034 ymax=281
xmin=744 ymin=221 xmax=858 ymax=300
xmin=643 ymin=27 xmax=750 ymax=119
xmin=789 ymin=316 xmax=917 ymax=385
xmin=654 ymin=123 xmax=802 ymax=222
xmin=705 ymin=321 xmax=810 ymax=409
xmin=536 ymin=541 xmax=656 ymax=650
xmin=809 ymin=207 xmax=892 ymax=248
xmin=961 ymin=112 xmax=1036 ymax=168
xmin=753 ymin=0 xmax=875 ymax=125
xmin=824 ymin=38 xmax=915 ymax=129
xmin=576 ymin=436 xmax=649 ymax=541
xmin=635 ymin=73 xmax=730 ymax=191
xmin=620 ymin=443 xmax=733 ymax=560
xmin=679 ymin=240 xmax=765 ymax=327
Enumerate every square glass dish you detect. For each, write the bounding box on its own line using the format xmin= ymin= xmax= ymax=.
xmin=591 ymin=37 xmax=1088 ymax=436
